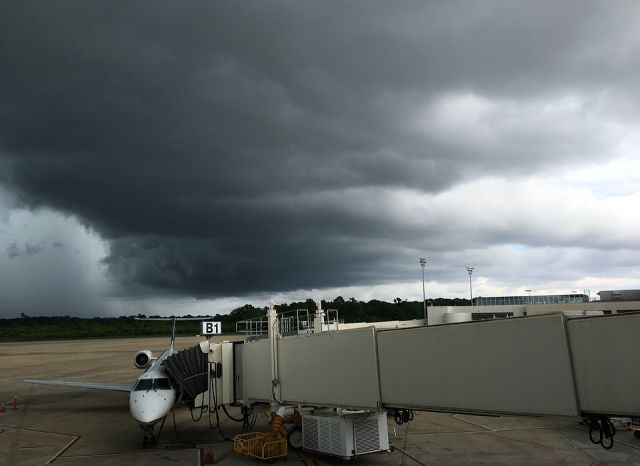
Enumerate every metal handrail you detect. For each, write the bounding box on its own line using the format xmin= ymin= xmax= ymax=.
xmin=325 ymin=309 xmax=339 ymax=331
xmin=235 ymin=316 xmax=269 ymax=336
xmin=279 ymin=309 xmax=312 ymax=335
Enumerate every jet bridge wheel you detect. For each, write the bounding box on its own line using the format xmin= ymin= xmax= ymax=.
xmin=287 ymin=426 xmax=303 ymax=449
xmin=634 ymin=430 xmax=640 ymax=440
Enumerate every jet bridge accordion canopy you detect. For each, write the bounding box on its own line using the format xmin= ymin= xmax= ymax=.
xmin=165 ymin=345 xmax=208 ymax=401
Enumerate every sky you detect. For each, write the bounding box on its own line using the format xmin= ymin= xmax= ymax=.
xmin=1 ymin=1 xmax=639 ymax=318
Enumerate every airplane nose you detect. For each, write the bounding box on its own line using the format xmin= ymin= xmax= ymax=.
xmin=129 ymin=390 xmax=175 ymax=424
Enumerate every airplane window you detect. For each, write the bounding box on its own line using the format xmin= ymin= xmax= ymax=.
xmin=134 ymin=379 xmax=153 ymax=391
xmin=154 ymin=378 xmax=172 ymax=390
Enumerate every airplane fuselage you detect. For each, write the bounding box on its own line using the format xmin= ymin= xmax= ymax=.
xmin=129 ymin=349 xmax=177 ymax=426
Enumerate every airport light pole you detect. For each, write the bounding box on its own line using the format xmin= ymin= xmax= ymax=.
xmin=466 ymin=267 xmax=474 ymax=305
xmin=526 ymin=289 xmax=532 ymax=304
xmin=419 ymin=258 xmax=427 ymax=322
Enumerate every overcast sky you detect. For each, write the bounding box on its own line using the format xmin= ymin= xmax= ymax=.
xmin=1 ymin=1 xmax=639 ymax=318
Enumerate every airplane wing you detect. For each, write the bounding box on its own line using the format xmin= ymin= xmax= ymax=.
xmin=24 ymin=379 xmax=132 ymax=392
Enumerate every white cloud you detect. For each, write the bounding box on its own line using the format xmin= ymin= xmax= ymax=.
xmin=411 ymin=91 xmax=628 ymax=178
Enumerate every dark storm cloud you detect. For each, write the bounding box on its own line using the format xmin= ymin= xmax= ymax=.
xmin=1 ymin=1 xmax=639 ymax=299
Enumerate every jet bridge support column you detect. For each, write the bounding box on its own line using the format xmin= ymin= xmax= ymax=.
xmin=314 ymin=300 xmax=325 ymax=333
xmin=268 ymin=301 xmax=281 ymax=409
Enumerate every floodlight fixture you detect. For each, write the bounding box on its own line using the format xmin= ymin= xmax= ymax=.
xmin=466 ymin=266 xmax=474 ymax=305
xmin=419 ymin=258 xmax=427 ymax=321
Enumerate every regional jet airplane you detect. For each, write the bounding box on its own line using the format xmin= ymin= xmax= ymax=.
xmin=25 ymin=318 xmax=193 ymax=445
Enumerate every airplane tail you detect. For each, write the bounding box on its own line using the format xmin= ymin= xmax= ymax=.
xmin=170 ymin=317 xmax=177 ymax=352
xmin=134 ymin=316 xmax=210 ymax=352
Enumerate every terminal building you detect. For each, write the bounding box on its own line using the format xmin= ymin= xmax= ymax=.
xmin=473 ymin=293 xmax=589 ymax=306
xmin=429 ymin=289 xmax=640 ymax=325
xmin=598 ymin=289 xmax=640 ymax=301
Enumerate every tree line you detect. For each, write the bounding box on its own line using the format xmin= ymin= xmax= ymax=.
xmin=0 ymin=296 xmax=469 ymax=342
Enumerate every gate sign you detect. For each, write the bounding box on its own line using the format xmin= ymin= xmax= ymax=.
xmin=201 ymin=321 xmax=222 ymax=335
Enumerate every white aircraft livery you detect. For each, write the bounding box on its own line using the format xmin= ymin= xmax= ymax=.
xmin=25 ymin=317 xmax=195 ymax=445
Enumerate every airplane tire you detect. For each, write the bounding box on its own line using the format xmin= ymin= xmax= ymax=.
xmin=143 ymin=432 xmax=156 ymax=447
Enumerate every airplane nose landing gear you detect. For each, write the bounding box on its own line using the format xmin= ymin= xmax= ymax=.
xmin=142 ymin=425 xmax=156 ymax=447
xmin=141 ymin=417 xmax=167 ymax=447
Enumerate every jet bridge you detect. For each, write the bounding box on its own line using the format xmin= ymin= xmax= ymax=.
xmin=194 ymin=304 xmax=640 ymax=455
xmin=239 ymin=310 xmax=640 ymax=420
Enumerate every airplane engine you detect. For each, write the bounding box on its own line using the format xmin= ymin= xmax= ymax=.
xmin=134 ymin=350 xmax=154 ymax=369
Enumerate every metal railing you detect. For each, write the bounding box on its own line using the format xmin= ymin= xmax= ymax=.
xmin=279 ymin=309 xmax=312 ymax=336
xmin=236 ymin=316 xmax=269 ymax=337
xmin=236 ymin=308 xmax=342 ymax=336
xmin=325 ymin=309 xmax=340 ymax=331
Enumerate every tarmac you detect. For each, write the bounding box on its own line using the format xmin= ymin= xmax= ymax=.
xmin=2 ymin=336 xmax=640 ymax=465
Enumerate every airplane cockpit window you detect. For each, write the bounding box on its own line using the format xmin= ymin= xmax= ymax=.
xmin=134 ymin=379 xmax=153 ymax=391
xmin=154 ymin=378 xmax=172 ymax=390
xmin=134 ymin=378 xmax=171 ymax=391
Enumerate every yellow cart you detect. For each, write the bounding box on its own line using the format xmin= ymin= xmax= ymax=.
xmin=233 ymin=432 xmax=288 ymax=461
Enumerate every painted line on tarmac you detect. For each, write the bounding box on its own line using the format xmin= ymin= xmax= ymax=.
xmin=391 ymin=444 xmax=429 ymax=466
xmin=0 ymin=424 xmax=78 ymax=438
xmin=450 ymin=414 xmax=573 ymax=433
xmin=52 ymin=451 xmax=185 ymax=459
xmin=47 ymin=435 xmax=80 ymax=464
xmin=450 ymin=414 xmax=496 ymax=431
xmin=395 ymin=425 xmax=579 ymax=438
xmin=392 ymin=430 xmax=480 ymax=437
xmin=491 ymin=425 xmax=577 ymax=432
xmin=0 ymin=425 xmax=81 ymax=464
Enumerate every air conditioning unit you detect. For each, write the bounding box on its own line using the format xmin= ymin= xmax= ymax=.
xmin=302 ymin=410 xmax=389 ymax=459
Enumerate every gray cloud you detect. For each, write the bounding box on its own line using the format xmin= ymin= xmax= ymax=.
xmin=1 ymin=1 xmax=639 ymax=311
xmin=5 ymin=240 xmax=45 ymax=258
